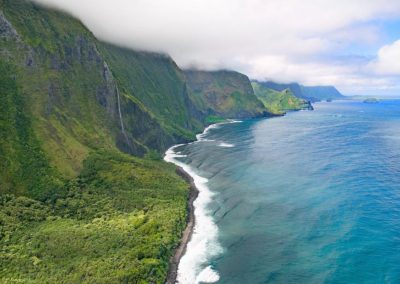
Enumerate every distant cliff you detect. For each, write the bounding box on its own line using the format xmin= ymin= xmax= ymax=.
xmin=252 ymin=81 xmax=313 ymax=115
xmin=260 ymin=81 xmax=345 ymax=102
xmin=184 ymin=70 xmax=270 ymax=122
xmin=301 ymin=86 xmax=345 ymax=101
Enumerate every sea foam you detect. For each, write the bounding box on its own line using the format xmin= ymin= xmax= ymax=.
xmin=218 ymin=142 xmax=235 ymax=148
xmin=196 ymin=266 xmax=220 ymax=283
xmin=196 ymin=120 xmax=242 ymax=142
xmin=196 ymin=124 xmax=220 ymax=141
xmin=164 ymin=120 xmax=243 ymax=283
xmin=164 ymin=140 xmax=222 ymax=283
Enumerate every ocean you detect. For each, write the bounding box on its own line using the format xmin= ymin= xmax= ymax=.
xmin=165 ymin=100 xmax=400 ymax=284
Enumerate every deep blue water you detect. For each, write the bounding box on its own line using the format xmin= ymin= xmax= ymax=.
xmin=173 ymin=100 xmax=400 ymax=283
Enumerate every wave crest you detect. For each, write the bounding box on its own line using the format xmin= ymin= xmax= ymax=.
xmin=164 ymin=127 xmax=223 ymax=283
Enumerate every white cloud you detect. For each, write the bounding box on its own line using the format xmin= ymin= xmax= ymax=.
xmin=368 ymin=40 xmax=400 ymax=75
xmin=243 ymin=54 xmax=396 ymax=95
xmin=32 ymin=0 xmax=400 ymax=95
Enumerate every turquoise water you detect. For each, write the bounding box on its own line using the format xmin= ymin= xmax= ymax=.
xmin=172 ymin=100 xmax=400 ymax=283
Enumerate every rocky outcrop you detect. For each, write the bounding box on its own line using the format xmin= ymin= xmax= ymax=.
xmin=0 ymin=11 xmax=20 ymax=41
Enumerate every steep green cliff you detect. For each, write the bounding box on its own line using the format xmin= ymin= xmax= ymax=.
xmin=0 ymin=0 xmax=193 ymax=282
xmin=2 ymin=0 xmax=130 ymax=180
xmin=252 ymin=81 xmax=313 ymax=115
xmin=99 ymin=43 xmax=204 ymax=145
xmin=184 ymin=70 xmax=270 ymax=122
xmin=0 ymin=0 xmax=204 ymax=182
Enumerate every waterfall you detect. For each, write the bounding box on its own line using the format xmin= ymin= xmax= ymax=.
xmin=103 ymin=61 xmax=131 ymax=148
xmin=115 ymin=85 xmax=130 ymax=146
xmin=116 ymin=85 xmax=125 ymax=134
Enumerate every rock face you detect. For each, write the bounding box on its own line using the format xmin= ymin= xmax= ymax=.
xmin=0 ymin=11 xmax=20 ymax=41
xmin=184 ymin=69 xmax=270 ymax=120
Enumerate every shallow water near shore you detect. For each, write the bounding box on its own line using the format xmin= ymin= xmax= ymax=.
xmin=169 ymin=100 xmax=400 ymax=283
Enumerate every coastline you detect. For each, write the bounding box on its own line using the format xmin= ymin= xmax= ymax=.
xmin=165 ymin=166 xmax=199 ymax=284
xmin=163 ymin=122 xmax=223 ymax=284
xmin=163 ymin=114 xmax=306 ymax=283
xmin=163 ymin=120 xmax=246 ymax=283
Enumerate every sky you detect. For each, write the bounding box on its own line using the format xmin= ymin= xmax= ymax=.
xmin=33 ymin=0 xmax=400 ymax=96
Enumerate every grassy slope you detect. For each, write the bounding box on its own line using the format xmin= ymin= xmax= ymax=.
xmin=184 ymin=70 xmax=268 ymax=120
xmin=252 ymin=81 xmax=311 ymax=115
xmin=260 ymin=81 xmax=306 ymax=100
xmin=0 ymin=61 xmax=61 ymax=199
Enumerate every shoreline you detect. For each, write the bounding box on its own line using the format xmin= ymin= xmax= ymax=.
xmin=163 ymin=120 xmax=246 ymax=283
xmin=165 ymin=166 xmax=199 ymax=284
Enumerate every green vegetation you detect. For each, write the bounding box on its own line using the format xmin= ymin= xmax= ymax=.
xmin=0 ymin=61 xmax=62 ymax=199
xmin=99 ymin=44 xmax=204 ymax=143
xmin=1 ymin=0 xmax=123 ymax=179
xmin=257 ymin=81 xmax=344 ymax=102
xmin=185 ymin=70 xmax=269 ymax=119
xmin=206 ymin=115 xmax=226 ymax=124
xmin=0 ymin=151 xmax=189 ymax=283
xmin=1 ymin=1 xmax=193 ymax=282
xmin=252 ymin=81 xmax=312 ymax=115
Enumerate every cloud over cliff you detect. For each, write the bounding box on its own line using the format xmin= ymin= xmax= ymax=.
xmin=32 ymin=0 xmax=400 ymax=95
